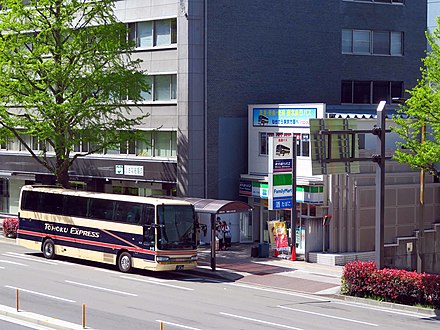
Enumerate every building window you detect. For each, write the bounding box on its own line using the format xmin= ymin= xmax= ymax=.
xmin=301 ymin=134 xmax=310 ymax=157
xmin=154 ymin=75 xmax=177 ymax=101
xmin=260 ymin=132 xmax=268 ymax=155
xmin=135 ymin=74 xmax=176 ymax=102
xmin=31 ymin=137 xmax=45 ymax=151
xmin=137 ymin=131 xmax=177 ymax=158
xmin=128 ymin=18 xmax=177 ymax=48
xmin=120 ymin=137 xmax=136 ymax=155
xmin=341 ymin=80 xmax=403 ymax=104
xmin=342 ymin=29 xmax=403 ymax=56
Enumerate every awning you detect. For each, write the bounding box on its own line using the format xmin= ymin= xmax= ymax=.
xmin=156 ymin=196 xmax=252 ymax=214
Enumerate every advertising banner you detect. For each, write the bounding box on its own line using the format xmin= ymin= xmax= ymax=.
xmin=268 ymin=220 xmax=289 ymax=254
xmin=253 ymin=108 xmax=317 ymax=127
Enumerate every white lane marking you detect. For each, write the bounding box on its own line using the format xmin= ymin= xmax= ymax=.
xmin=220 ymin=312 xmax=304 ymax=330
xmin=94 ymin=268 xmax=118 ymax=274
xmin=278 ymin=305 xmax=378 ymax=327
xmin=0 ymin=314 xmax=54 ymax=330
xmin=0 ymin=259 xmax=28 ymax=266
xmin=333 ymin=300 xmax=436 ymax=318
xmin=120 ymin=275 xmax=194 ymax=291
xmin=227 ymin=282 xmax=329 ymax=301
xmin=0 ymin=266 xmax=5 ymax=269
xmin=156 ymin=320 xmax=202 ymax=330
xmin=183 ymin=277 xmax=223 ymax=283
xmin=65 ymin=280 xmax=138 ymax=296
xmin=2 ymin=253 xmax=58 ymax=265
xmin=5 ymin=286 xmax=76 ymax=303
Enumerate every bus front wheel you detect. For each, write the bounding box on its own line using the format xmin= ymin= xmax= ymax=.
xmin=42 ymin=239 xmax=56 ymax=259
xmin=117 ymin=252 xmax=132 ymax=273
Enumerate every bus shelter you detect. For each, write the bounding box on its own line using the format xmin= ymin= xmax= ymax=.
xmin=165 ymin=197 xmax=252 ymax=270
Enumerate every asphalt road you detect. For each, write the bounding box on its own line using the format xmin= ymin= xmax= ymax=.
xmin=0 ymin=237 xmax=438 ymax=330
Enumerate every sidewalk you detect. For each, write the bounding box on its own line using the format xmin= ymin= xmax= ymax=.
xmin=192 ymin=243 xmax=437 ymax=317
xmin=194 ymin=243 xmax=343 ymax=294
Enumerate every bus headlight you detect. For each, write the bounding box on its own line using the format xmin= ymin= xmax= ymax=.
xmin=156 ymin=256 xmax=170 ymax=262
xmin=190 ymin=255 xmax=198 ymax=261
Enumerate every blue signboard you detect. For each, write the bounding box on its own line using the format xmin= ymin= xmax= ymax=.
xmin=273 ymin=197 xmax=293 ymax=210
xmin=239 ymin=180 xmax=252 ymax=196
xmin=253 ymin=108 xmax=317 ymax=127
xmin=273 ymin=159 xmax=293 ymax=172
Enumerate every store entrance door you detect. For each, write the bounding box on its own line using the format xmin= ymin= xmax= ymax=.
xmin=239 ymin=212 xmax=252 ymax=243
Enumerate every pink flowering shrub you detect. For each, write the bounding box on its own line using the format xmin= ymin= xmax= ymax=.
xmin=341 ymin=261 xmax=440 ymax=309
xmin=2 ymin=217 xmax=18 ymax=238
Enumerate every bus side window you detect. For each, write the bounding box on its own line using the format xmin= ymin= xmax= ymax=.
xmin=63 ymin=195 xmax=88 ymax=218
xmin=40 ymin=193 xmax=64 ymax=215
xmin=114 ymin=202 xmax=141 ymax=224
xmin=142 ymin=205 xmax=155 ymax=245
xmin=21 ymin=191 xmax=40 ymax=211
xmin=88 ymin=199 xmax=115 ymax=221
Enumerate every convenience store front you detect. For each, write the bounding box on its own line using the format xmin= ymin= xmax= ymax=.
xmin=239 ymin=177 xmax=324 ymax=256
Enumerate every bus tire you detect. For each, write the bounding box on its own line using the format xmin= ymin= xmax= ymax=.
xmin=117 ymin=252 xmax=132 ymax=273
xmin=42 ymin=239 xmax=56 ymax=259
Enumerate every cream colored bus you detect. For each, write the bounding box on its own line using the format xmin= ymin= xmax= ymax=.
xmin=17 ymin=185 xmax=198 ymax=272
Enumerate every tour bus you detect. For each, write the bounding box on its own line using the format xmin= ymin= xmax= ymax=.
xmin=16 ymin=185 xmax=198 ymax=272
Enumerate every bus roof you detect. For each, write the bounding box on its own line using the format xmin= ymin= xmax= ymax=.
xmin=21 ymin=185 xmax=194 ymax=207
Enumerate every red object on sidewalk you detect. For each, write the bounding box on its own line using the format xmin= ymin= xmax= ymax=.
xmin=290 ymin=246 xmax=296 ymax=261
xmin=274 ymin=249 xmax=279 ymax=257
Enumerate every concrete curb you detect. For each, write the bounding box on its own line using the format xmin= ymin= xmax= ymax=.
xmin=0 ymin=304 xmax=89 ymax=330
xmin=323 ymin=294 xmax=438 ymax=317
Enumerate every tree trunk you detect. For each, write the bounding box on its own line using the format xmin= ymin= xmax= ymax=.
xmin=56 ymin=158 xmax=71 ymax=189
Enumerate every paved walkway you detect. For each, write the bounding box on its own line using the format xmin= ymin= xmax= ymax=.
xmin=194 ymin=243 xmax=343 ymax=294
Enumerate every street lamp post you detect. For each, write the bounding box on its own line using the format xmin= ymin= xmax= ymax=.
xmin=374 ymin=101 xmax=386 ymax=270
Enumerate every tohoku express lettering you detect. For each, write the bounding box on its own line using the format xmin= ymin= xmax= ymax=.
xmin=44 ymin=223 xmax=100 ymax=238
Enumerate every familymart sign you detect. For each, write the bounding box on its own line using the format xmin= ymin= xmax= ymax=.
xmin=268 ymin=136 xmax=294 ymax=210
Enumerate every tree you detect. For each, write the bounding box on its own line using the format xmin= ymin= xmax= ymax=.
xmin=393 ymin=20 xmax=440 ymax=179
xmin=0 ymin=0 xmax=149 ymax=188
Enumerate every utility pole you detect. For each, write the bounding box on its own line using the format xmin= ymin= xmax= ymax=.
xmin=417 ymin=124 xmax=425 ymax=273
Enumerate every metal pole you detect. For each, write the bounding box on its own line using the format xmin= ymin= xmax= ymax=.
xmin=375 ymin=101 xmax=386 ymax=270
xmin=291 ymin=136 xmax=297 ymax=259
xmin=417 ymin=125 xmax=425 ymax=273
xmin=210 ymin=213 xmax=216 ymax=271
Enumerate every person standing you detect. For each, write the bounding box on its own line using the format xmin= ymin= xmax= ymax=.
xmin=216 ymin=218 xmax=224 ymax=250
xmin=222 ymin=221 xmax=231 ymax=250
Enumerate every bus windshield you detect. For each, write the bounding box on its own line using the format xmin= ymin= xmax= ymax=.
xmin=157 ymin=205 xmax=196 ymax=250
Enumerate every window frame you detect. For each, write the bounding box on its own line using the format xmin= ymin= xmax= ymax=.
xmin=128 ymin=18 xmax=177 ymax=49
xmin=341 ymin=80 xmax=404 ymax=104
xmin=342 ymin=29 xmax=403 ymax=56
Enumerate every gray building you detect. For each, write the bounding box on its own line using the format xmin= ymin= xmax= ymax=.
xmin=0 ymin=1 xmax=427 ymax=215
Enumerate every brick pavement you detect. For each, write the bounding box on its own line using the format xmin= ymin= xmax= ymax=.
xmin=196 ymin=244 xmax=342 ymax=294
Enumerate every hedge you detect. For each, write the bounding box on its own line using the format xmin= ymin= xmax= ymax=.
xmin=341 ymin=260 xmax=440 ymax=309
xmin=2 ymin=217 xmax=19 ymax=238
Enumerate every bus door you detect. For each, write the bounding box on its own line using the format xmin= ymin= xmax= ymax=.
xmin=141 ymin=205 xmax=155 ymax=250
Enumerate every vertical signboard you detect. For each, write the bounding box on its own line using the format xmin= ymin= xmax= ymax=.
xmin=268 ymin=136 xmax=293 ymax=210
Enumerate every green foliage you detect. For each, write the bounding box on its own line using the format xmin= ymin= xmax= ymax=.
xmin=342 ymin=261 xmax=440 ymax=309
xmin=393 ymin=18 xmax=440 ymax=178
xmin=0 ymin=0 xmax=149 ymax=187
